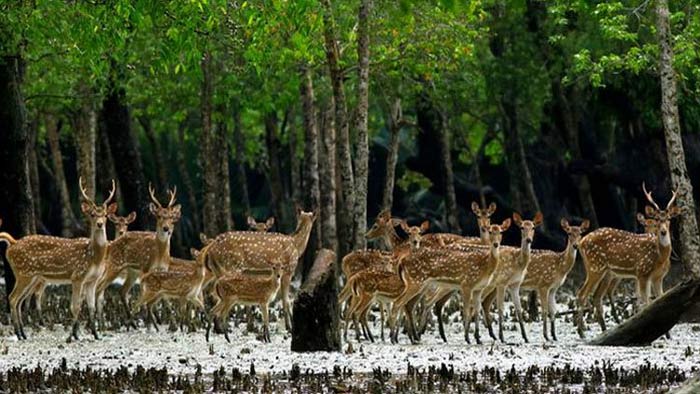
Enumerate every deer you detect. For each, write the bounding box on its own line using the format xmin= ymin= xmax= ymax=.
xmin=199 ymin=207 xmax=316 ymax=331
xmin=519 ymin=218 xmax=589 ymax=341
xmin=131 ymin=246 xmax=211 ymax=331
xmin=340 ymin=221 xmax=428 ymax=342
xmin=96 ymin=185 xmax=181 ymax=326
xmin=0 ymin=178 xmax=116 ymax=342
xmin=247 ymin=216 xmax=275 ymax=232
xmin=388 ymin=219 xmax=511 ymax=344
xmin=415 ymin=201 xmax=497 ymax=342
xmin=205 ymin=264 xmax=284 ymax=343
xmin=479 ymin=212 xmax=543 ymax=343
xmin=575 ymin=183 xmax=679 ymax=338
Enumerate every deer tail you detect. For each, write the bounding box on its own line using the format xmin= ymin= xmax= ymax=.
xmin=0 ymin=232 xmax=17 ymax=246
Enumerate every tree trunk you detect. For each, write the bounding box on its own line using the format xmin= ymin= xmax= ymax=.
xmin=46 ymin=114 xmax=79 ymax=236
xmin=73 ymin=85 xmax=97 ymax=206
xmin=265 ymin=111 xmax=291 ymax=232
xmin=656 ymin=0 xmax=700 ymax=277
xmin=322 ymin=0 xmax=355 ymax=257
xmin=200 ymin=51 xmax=218 ymax=237
xmin=291 ymin=249 xmax=341 ymax=352
xmin=176 ymin=123 xmax=201 ymax=234
xmin=319 ymin=101 xmax=338 ymax=256
xmin=0 ymin=54 xmax=35 ymax=309
xmin=232 ymin=108 xmax=251 ymax=216
xmin=382 ymin=99 xmax=404 ymax=211
xmin=139 ymin=116 xmax=168 ymax=192
xmin=288 ymin=117 xmax=302 ymax=208
xmin=352 ymin=0 xmax=371 ymax=250
xmin=215 ymin=119 xmax=232 ymax=232
xmin=96 ymin=118 xmax=121 ymax=213
xmin=27 ymin=118 xmax=42 ymax=230
xmin=300 ymin=66 xmax=322 ymax=279
xmin=438 ymin=110 xmax=462 ymax=233
xmin=102 ymin=73 xmax=150 ymax=230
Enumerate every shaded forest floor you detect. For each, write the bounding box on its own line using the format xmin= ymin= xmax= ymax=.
xmin=0 ymin=286 xmax=698 ymax=392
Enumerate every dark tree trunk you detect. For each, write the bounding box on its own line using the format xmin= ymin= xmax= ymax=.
xmin=300 ymin=66 xmax=322 ymax=279
xmin=232 ymin=108 xmax=251 ymax=216
xmin=291 ymin=249 xmax=341 ymax=352
xmin=322 ymin=0 xmax=355 ymax=257
xmin=319 ymin=101 xmax=338 ymax=255
xmin=102 ymin=74 xmax=150 ymax=230
xmin=139 ymin=116 xmax=168 ymax=192
xmin=352 ymin=0 xmax=371 ymax=250
xmin=96 ymin=119 xmax=120 ymax=213
xmin=46 ymin=114 xmax=79 ymax=236
xmin=0 ymin=54 xmax=35 ymax=308
xmin=200 ymin=52 xmax=218 ymax=237
xmin=590 ymin=279 xmax=700 ymax=346
xmin=656 ymin=0 xmax=700 ymax=276
xmin=72 ymin=90 xmax=97 ymax=229
xmin=215 ymin=119 xmax=232 ymax=232
xmin=265 ymin=112 xmax=291 ymax=232
xmin=28 ymin=118 xmax=42 ymax=230
xmin=288 ymin=117 xmax=302 ymax=208
xmin=176 ymin=122 xmax=201 ymax=234
xmin=382 ymin=99 xmax=405 ymax=211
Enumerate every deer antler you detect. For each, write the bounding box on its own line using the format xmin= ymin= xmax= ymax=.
xmin=103 ymin=179 xmax=116 ymax=206
xmin=149 ymin=183 xmax=163 ymax=209
xmin=79 ymin=177 xmax=94 ymax=206
xmin=167 ymin=186 xmax=177 ymax=207
xmin=666 ymin=188 xmax=678 ymax=210
xmin=642 ymin=182 xmax=661 ymax=212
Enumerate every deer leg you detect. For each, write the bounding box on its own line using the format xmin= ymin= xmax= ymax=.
xmin=434 ymin=291 xmax=453 ymax=343
xmin=460 ymin=287 xmax=474 ymax=344
xmin=481 ymin=288 xmax=497 ymax=341
xmin=548 ymin=288 xmax=558 ymax=341
xmin=496 ymin=286 xmax=506 ymax=343
xmin=575 ymin=270 xmax=605 ymax=339
xmin=119 ymin=270 xmax=139 ymax=324
xmin=591 ymin=277 xmax=608 ymax=332
xmin=280 ymin=274 xmax=292 ymax=332
xmin=538 ymin=287 xmax=550 ymax=342
xmin=472 ymin=289 xmax=485 ymax=345
xmin=403 ymin=295 xmax=422 ymax=344
xmin=261 ymin=304 xmax=270 ymax=343
xmin=67 ymin=280 xmax=84 ymax=343
xmin=379 ymin=302 xmax=385 ymax=342
xmin=509 ymin=285 xmax=528 ymax=343
xmin=10 ymin=276 xmax=35 ymax=340
xmin=33 ymin=281 xmax=46 ymax=326
xmin=359 ymin=297 xmax=375 ymax=343
xmin=639 ymin=276 xmax=651 ymax=306
xmin=388 ymin=285 xmax=417 ymax=344
xmin=607 ymin=277 xmax=621 ymax=324
xmin=84 ymin=279 xmax=100 ymax=340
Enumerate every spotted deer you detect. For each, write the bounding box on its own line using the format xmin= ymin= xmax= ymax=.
xmin=416 ymin=201 xmax=496 ymax=342
xmin=0 ymin=178 xmax=116 ymax=341
xmin=132 ymin=246 xmax=211 ymax=331
xmin=575 ymin=183 xmax=679 ymax=338
xmin=96 ymin=185 xmax=181 ymax=325
xmin=480 ymin=212 xmax=543 ymax=343
xmin=341 ymin=221 xmax=427 ymax=342
xmin=519 ymin=218 xmax=589 ymax=341
xmin=200 ymin=208 xmax=316 ymax=331
xmin=247 ymin=216 xmax=275 ymax=232
xmin=206 ymin=264 xmax=284 ymax=343
xmin=388 ymin=220 xmax=511 ymax=344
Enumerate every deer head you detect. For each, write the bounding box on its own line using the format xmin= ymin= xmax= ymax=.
xmin=366 ymin=209 xmax=396 ymax=238
xmin=560 ymin=218 xmax=590 ymax=251
xmin=472 ymin=202 xmax=497 ymax=242
xmin=79 ymin=177 xmax=117 ymax=245
xmin=108 ymin=211 xmax=137 ymax=237
xmin=399 ymin=220 xmax=430 ymax=251
xmin=637 ymin=213 xmax=659 ymax=234
xmin=149 ymin=184 xmax=181 ymax=242
xmin=199 ymin=233 xmax=213 ymax=247
xmin=513 ymin=212 xmax=543 ymax=245
xmin=642 ymin=182 xmax=680 ymax=246
xmin=247 ymin=216 xmax=275 ymax=232
xmin=487 ymin=218 xmax=511 ymax=250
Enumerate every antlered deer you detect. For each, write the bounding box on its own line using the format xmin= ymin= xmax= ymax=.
xmin=520 ymin=218 xmax=589 ymax=341
xmin=96 ymin=185 xmax=181 ymax=325
xmin=575 ymin=183 xmax=679 ymax=338
xmin=0 ymin=178 xmax=116 ymax=341
xmin=200 ymin=208 xmax=316 ymax=330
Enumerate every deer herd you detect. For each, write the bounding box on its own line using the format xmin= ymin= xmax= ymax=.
xmin=0 ymin=178 xmax=683 ymax=346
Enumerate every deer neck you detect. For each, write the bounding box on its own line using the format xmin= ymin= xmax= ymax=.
xmin=89 ymin=227 xmax=109 ymax=262
xmin=293 ymin=219 xmax=314 ymax=254
xmin=383 ymin=226 xmax=403 ymax=250
xmin=561 ymin=239 xmax=577 ymax=272
xmin=490 ymin=244 xmax=501 ymax=268
xmin=519 ymin=238 xmax=532 ymax=267
xmin=152 ymin=234 xmax=171 ymax=271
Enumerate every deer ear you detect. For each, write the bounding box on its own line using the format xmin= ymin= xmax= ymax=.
xmin=390 ymin=218 xmax=403 ymax=227
xmin=512 ymin=212 xmax=522 ymax=226
xmin=266 ymin=217 xmax=275 ymax=228
xmin=420 ymin=220 xmax=430 ymax=232
xmin=149 ymin=203 xmax=158 ymax=215
xmin=379 ymin=209 xmax=391 ymax=220
xmin=669 ymin=205 xmax=682 ymax=218
xmin=81 ymin=202 xmax=93 ymax=214
xmin=190 ymin=248 xmax=199 ymax=258
xmin=108 ymin=213 xmax=118 ymax=223
xmin=171 ymin=205 xmax=182 ymax=219
xmin=560 ymin=218 xmax=570 ymax=232
xmin=107 ymin=202 xmax=118 ymax=215
xmin=636 ymin=213 xmax=647 ymax=225
xmin=247 ymin=216 xmax=256 ymax=227
xmin=500 ymin=218 xmax=511 ymax=231
xmin=199 ymin=233 xmax=210 ymax=246
xmin=295 ymin=204 xmax=302 ymax=217
xmin=487 ymin=202 xmax=497 ymax=215
xmin=471 ymin=202 xmax=480 ymax=214
xmin=645 ymin=205 xmax=657 ymax=218
xmin=126 ymin=211 xmax=137 ymax=223
xmin=533 ymin=212 xmax=544 ymax=226
xmin=580 ymin=219 xmax=591 ymax=232
xmin=400 ymin=220 xmax=410 ymax=233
